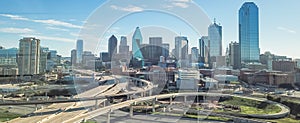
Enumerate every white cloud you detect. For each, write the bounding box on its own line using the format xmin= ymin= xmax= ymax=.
xmin=21 ymin=34 xmax=74 ymax=43
xmin=172 ymin=2 xmax=189 ymax=8
xmin=46 ymin=26 xmax=69 ymax=31
xmin=277 ymin=26 xmax=296 ymax=34
xmin=70 ymin=32 xmax=79 ymax=37
xmin=163 ymin=0 xmax=191 ymax=9
xmin=33 ymin=19 xmax=81 ymax=29
xmin=110 ymin=5 xmax=143 ymax=12
xmin=0 ymin=14 xmax=81 ymax=29
xmin=0 ymin=28 xmax=35 ymax=34
xmin=0 ymin=14 xmax=29 ymax=21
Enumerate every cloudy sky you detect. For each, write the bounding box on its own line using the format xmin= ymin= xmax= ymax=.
xmin=0 ymin=0 xmax=299 ymax=59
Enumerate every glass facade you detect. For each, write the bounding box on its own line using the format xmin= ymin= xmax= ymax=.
xmin=208 ymin=21 xmax=222 ymax=57
xmin=132 ymin=27 xmax=144 ymax=66
xmin=239 ymin=2 xmax=260 ymax=63
xmin=76 ymin=39 xmax=83 ymax=64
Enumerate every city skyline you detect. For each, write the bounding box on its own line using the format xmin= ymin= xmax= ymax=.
xmin=0 ymin=0 xmax=299 ymax=59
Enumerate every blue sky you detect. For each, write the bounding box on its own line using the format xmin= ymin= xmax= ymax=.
xmin=0 ymin=0 xmax=299 ymax=59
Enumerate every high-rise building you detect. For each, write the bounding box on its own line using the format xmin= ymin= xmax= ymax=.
xmin=108 ymin=35 xmax=118 ymax=60
xmin=18 ymin=37 xmax=40 ymax=75
xmin=239 ymin=2 xmax=260 ymax=63
xmin=119 ymin=36 xmax=129 ymax=54
xmin=71 ymin=49 xmax=77 ymax=66
xmin=228 ymin=41 xmax=241 ymax=69
xmin=39 ymin=47 xmax=49 ymax=73
xmin=0 ymin=48 xmax=18 ymax=66
xmin=149 ymin=37 xmax=163 ymax=61
xmin=208 ymin=19 xmax=222 ymax=57
xmin=162 ymin=43 xmax=169 ymax=58
xmin=175 ymin=36 xmax=188 ymax=68
xmin=76 ymin=39 xmax=83 ymax=64
xmin=132 ymin=27 xmax=144 ymax=67
xmin=191 ymin=47 xmax=199 ymax=63
xmin=199 ymin=36 xmax=210 ymax=64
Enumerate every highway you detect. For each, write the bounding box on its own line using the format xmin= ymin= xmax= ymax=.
xmin=64 ymin=92 xmax=290 ymax=123
xmin=6 ymin=74 xmax=154 ymax=123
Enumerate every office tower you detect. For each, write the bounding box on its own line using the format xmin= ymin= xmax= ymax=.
xmin=18 ymin=37 xmax=40 ymax=75
xmin=132 ymin=27 xmax=144 ymax=67
xmin=100 ymin=52 xmax=110 ymax=62
xmin=108 ymin=35 xmax=118 ymax=60
xmin=39 ymin=47 xmax=49 ymax=73
xmin=149 ymin=37 xmax=163 ymax=61
xmin=239 ymin=2 xmax=260 ymax=63
xmin=175 ymin=36 xmax=188 ymax=68
xmin=119 ymin=36 xmax=129 ymax=54
xmin=162 ymin=43 xmax=169 ymax=58
xmin=229 ymin=41 xmax=241 ymax=69
xmin=199 ymin=36 xmax=210 ymax=63
xmin=71 ymin=49 xmax=77 ymax=66
xmin=82 ymin=51 xmax=95 ymax=65
xmin=208 ymin=19 xmax=222 ymax=57
xmin=76 ymin=39 xmax=83 ymax=64
xmin=191 ymin=47 xmax=199 ymax=63
xmin=0 ymin=48 xmax=18 ymax=66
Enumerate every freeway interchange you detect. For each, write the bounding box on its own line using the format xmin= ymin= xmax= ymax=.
xmin=0 ymin=73 xmax=291 ymax=123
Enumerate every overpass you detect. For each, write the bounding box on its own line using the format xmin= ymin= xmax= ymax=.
xmin=64 ymin=92 xmax=290 ymax=123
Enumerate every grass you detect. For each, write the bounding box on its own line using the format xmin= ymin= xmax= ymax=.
xmin=218 ymin=97 xmax=281 ymax=114
xmin=267 ymin=117 xmax=300 ymax=123
xmin=0 ymin=111 xmax=21 ymax=122
xmin=152 ymin=112 xmax=232 ymax=122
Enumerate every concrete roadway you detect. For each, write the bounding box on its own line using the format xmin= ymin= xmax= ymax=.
xmin=64 ymin=92 xmax=290 ymax=123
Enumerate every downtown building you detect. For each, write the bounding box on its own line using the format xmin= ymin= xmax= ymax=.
xmin=199 ymin=36 xmax=210 ymax=67
xmin=239 ymin=2 xmax=260 ymax=64
xmin=131 ymin=27 xmax=144 ymax=68
xmin=208 ymin=19 xmax=223 ymax=68
xmin=18 ymin=37 xmax=40 ymax=75
xmin=0 ymin=47 xmax=18 ymax=76
xmin=175 ymin=36 xmax=189 ymax=68
xmin=228 ymin=41 xmax=241 ymax=69
xmin=76 ymin=39 xmax=83 ymax=64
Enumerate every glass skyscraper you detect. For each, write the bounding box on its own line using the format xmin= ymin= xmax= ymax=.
xmin=239 ymin=2 xmax=260 ymax=63
xmin=208 ymin=19 xmax=222 ymax=57
xmin=76 ymin=39 xmax=83 ymax=64
xmin=108 ymin=35 xmax=117 ymax=60
xmin=132 ymin=27 xmax=144 ymax=67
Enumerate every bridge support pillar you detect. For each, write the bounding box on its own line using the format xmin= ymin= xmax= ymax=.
xmin=184 ymin=96 xmax=187 ymax=103
xmin=149 ymin=89 xmax=152 ymax=96
xmin=169 ymin=97 xmax=173 ymax=104
xmin=35 ymin=104 xmax=38 ymax=111
xmin=95 ymin=99 xmax=98 ymax=109
xmin=152 ymin=98 xmax=156 ymax=112
xmin=130 ymin=104 xmax=133 ymax=118
xmin=107 ymin=109 xmax=111 ymax=123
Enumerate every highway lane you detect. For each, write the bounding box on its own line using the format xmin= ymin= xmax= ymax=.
xmin=64 ymin=92 xmax=290 ymax=123
xmin=8 ymin=82 xmax=115 ymax=123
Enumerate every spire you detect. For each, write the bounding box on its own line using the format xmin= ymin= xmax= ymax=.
xmin=214 ymin=18 xmax=216 ymax=24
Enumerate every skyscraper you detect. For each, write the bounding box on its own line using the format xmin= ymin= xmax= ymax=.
xmin=39 ymin=47 xmax=49 ymax=73
xmin=239 ymin=2 xmax=260 ymax=63
xmin=76 ymin=39 xmax=83 ymax=64
xmin=18 ymin=37 xmax=40 ymax=75
xmin=108 ymin=35 xmax=118 ymax=60
xmin=175 ymin=36 xmax=188 ymax=68
xmin=208 ymin=19 xmax=222 ymax=57
xmin=149 ymin=37 xmax=163 ymax=61
xmin=229 ymin=41 xmax=241 ymax=69
xmin=199 ymin=36 xmax=210 ymax=63
xmin=132 ymin=27 xmax=144 ymax=67
xmin=119 ymin=36 xmax=129 ymax=54
xmin=191 ymin=47 xmax=199 ymax=63
xmin=71 ymin=49 xmax=77 ymax=66
xmin=162 ymin=43 xmax=170 ymax=58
